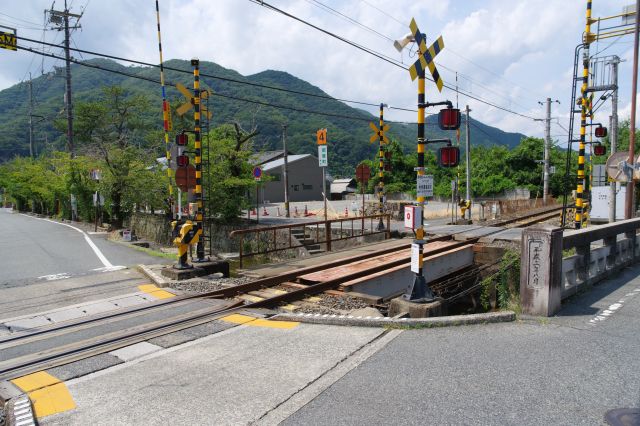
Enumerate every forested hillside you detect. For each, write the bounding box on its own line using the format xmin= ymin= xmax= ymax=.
xmin=0 ymin=58 xmax=526 ymax=175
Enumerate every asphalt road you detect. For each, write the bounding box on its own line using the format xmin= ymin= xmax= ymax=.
xmin=283 ymin=265 xmax=640 ymax=425
xmin=0 ymin=209 xmax=163 ymax=287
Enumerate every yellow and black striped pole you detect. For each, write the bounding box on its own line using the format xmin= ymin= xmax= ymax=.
xmin=404 ymin=62 xmax=434 ymax=301
xmin=192 ymin=58 xmax=205 ymax=261
xmin=377 ymin=103 xmax=385 ymax=229
xmin=576 ymin=0 xmax=592 ymax=229
xmin=155 ymin=0 xmax=173 ymax=217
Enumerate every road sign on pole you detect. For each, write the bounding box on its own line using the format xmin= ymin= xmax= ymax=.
xmin=253 ymin=166 xmax=263 ymax=181
xmin=175 ymin=83 xmax=212 ymax=120
xmin=316 ymin=128 xmax=327 ymax=145
xmin=417 ymin=175 xmax=433 ymax=198
xmin=408 ymin=18 xmax=444 ymax=92
xmin=355 ymin=164 xmax=370 ymax=183
xmin=318 ymin=145 xmax=328 ymax=167
xmin=0 ymin=27 xmax=17 ymax=51
xmin=175 ymin=165 xmax=196 ymax=192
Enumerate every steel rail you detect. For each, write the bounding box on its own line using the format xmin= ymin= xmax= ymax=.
xmin=0 ymin=208 xmax=561 ymax=379
xmin=0 ymin=238 xmax=462 ymax=380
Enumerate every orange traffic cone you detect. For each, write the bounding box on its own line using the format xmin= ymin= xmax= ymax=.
xmin=344 ymin=206 xmax=349 ymax=217
xmin=262 ymin=206 xmax=269 ymax=216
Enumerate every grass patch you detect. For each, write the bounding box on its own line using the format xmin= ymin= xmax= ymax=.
xmin=111 ymin=239 xmax=176 ymax=260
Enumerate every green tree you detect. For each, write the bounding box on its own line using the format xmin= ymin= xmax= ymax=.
xmin=203 ymin=123 xmax=259 ymax=222
xmin=73 ymin=86 xmax=162 ymax=227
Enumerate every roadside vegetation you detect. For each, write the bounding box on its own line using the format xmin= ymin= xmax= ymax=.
xmin=1 ymin=82 xmax=637 ymax=226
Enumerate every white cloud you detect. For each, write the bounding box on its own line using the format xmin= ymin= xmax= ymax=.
xmin=0 ymin=0 xmax=637 ymax=141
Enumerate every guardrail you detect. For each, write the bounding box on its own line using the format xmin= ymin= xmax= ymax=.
xmin=520 ymin=218 xmax=640 ymax=316
xmin=229 ymin=214 xmax=391 ymax=267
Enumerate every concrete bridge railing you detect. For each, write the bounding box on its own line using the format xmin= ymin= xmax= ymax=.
xmin=520 ymin=218 xmax=640 ymax=316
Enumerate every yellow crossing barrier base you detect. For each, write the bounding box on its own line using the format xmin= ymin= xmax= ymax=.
xmin=221 ymin=314 xmax=299 ymax=329
xmin=11 ymin=371 xmax=75 ymax=418
xmin=138 ymin=284 xmax=176 ymax=300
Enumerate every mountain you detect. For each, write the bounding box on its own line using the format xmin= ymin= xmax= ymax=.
xmin=0 ymin=58 xmax=526 ymax=175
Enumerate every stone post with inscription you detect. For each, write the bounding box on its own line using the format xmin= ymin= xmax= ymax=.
xmin=520 ymin=224 xmax=563 ymax=316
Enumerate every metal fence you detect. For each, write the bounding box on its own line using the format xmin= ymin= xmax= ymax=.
xmin=229 ymin=214 xmax=391 ymax=267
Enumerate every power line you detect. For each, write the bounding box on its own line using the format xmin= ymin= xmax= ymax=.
xmin=360 ymin=0 xmax=405 ymax=27
xmin=249 ymin=0 xmax=539 ymax=121
xmin=16 ymin=33 xmax=418 ymax=112
xmin=358 ymin=1 xmax=545 ymax=102
xmin=304 ymin=0 xmax=393 ymax=42
xmin=15 ymin=43 xmax=401 ymax=124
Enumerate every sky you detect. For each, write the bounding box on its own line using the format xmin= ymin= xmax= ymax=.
xmin=0 ymin=0 xmax=638 ymax=143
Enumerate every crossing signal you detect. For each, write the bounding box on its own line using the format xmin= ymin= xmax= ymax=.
xmin=438 ymin=145 xmax=460 ymax=167
xmin=438 ymin=108 xmax=461 ymax=130
xmin=593 ymin=144 xmax=606 ymax=156
xmin=175 ymin=132 xmax=188 ymax=146
xmin=177 ymin=154 xmax=189 ymax=167
xmin=595 ymin=126 xmax=607 ymax=138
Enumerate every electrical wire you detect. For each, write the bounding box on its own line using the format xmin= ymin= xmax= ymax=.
xmin=15 ymin=43 xmax=400 ymax=124
xmin=249 ymin=0 xmax=539 ymax=121
xmin=15 ymin=34 xmax=417 ymax=113
xmin=304 ymin=0 xmax=393 ymax=42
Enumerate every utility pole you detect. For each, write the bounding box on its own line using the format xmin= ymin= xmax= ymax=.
xmin=28 ymin=73 xmax=34 ymax=159
xmin=464 ymin=105 xmax=471 ymax=219
xmin=543 ymin=98 xmax=551 ymax=205
xmin=48 ymin=1 xmax=81 ymax=157
xmin=282 ymin=124 xmax=290 ymax=218
xmin=626 ymin=0 xmax=640 ymax=220
xmin=609 ymin=56 xmax=620 ymax=223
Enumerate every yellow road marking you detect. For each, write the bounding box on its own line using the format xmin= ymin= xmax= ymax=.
xmin=11 ymin=371 xmax=76 ymax=418
xmin=220 ymin=314 xmax=256 ymax=325
xmin=138 ymin=284 xmax=176 ymax=299
xmin=220 ymin=314 xmax=299 ymax=329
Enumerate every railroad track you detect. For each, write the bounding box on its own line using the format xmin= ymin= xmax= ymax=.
xmin=0 ymin=206 xmax=562 ymax=380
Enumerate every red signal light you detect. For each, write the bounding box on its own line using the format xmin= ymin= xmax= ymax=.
xmin=177 ymin=154 xmax=189 ymax=167
xmin=175 ymin=133 xmax=188 ymax=146
xmin=595 ymin=126 xmax=607 ymax=138
xmin=593 ymin=144 xmax=606 ymax=156
xmin=438 ymin=146 xmax=460 ymax=167
xmin=438 ymin=108 xmax=461 ymax=131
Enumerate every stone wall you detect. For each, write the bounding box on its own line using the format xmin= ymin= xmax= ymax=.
xmin=128 ymin=213 xmax=171 ymax=245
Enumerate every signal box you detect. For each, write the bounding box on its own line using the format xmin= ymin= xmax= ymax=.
xmin=438 ymin=108 xmax=461 ymax=130
xmin=175 ymin=133 xmax=188 ymax=146
xmin=438 ymin=145 xmax=460 ymax=167
xmin=593 ymin=144 xmax=606 ymax=156
xmin=177 ymin=154 xmax=189 ymax=167
xmin=595 ymin=126 xmax=608 ymax=138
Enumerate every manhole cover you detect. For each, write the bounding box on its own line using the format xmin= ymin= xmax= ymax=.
xmin=605 ymin=408 xmax=640 ymax=426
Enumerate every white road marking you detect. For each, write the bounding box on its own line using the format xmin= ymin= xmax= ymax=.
xmin=92 ymin=266 xmax=126 ymax=272
xmin=37 ymin=273 xmax=71 ymax=281
xmin=589 ymin=288 xmax=640 ymax=325
xmin=20 ymin=214 xmax=124 ymax=270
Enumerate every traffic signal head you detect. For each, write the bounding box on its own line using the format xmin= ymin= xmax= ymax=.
xmin=438 ymin=108 xmax=461 ymax=131
xmin=593 ymin=144 xmax=606 ymax=156
xmin=175 ymin=132 xmax=188 ymax=146
xmin=595 ymin=126 xmax=608 ymax=138
xmin=438 ymin=145 xmax=460 ymax=167
xmin=177 ymin=154 xmax=189 ymax=167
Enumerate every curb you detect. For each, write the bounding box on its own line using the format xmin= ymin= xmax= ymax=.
xmin=271 ymin=310 xmax=516 ymax=328
xmin=137 ymin=264 xmax=171 ymax=288
xmin=0 ymin=382 xmax=36 ymax=426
